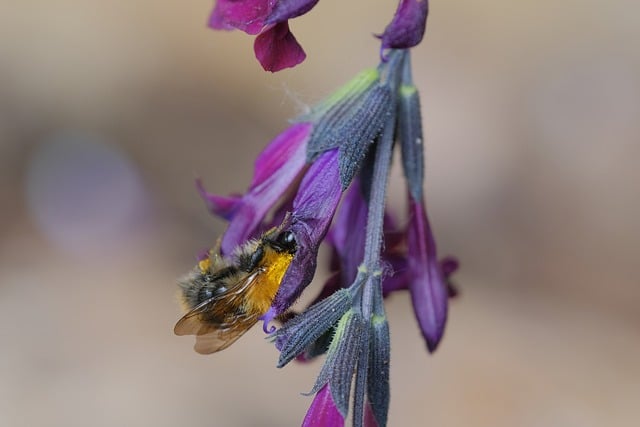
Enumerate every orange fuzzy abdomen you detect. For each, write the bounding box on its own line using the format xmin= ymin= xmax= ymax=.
xmin=244 ymin=248 xmax=294 ymax=314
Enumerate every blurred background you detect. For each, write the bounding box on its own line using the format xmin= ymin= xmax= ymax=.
xmin=1 ymin=0 xmax=639 ymax=426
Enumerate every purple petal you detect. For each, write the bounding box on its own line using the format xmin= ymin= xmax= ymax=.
xmin=407 ymin=196 xmax=448 ymax=352
xmin=378 ymin=0 xmax=429 ymax=51
xmin=220 ymin=123 xmax=310 ymax=254
xmin=209 ymin=0 xmax=274 ymax=35
xmin=266 ymin=0 xmax=320 ymax=24
xmin=441 ymin=256 xmax=459 ymax=277
xmin=272 ymin=148 xmax=342 ymax=313
xmin=364 ymin=401 xmax=379 ymax=427
xmin=330 ymin=180 xmax=367 ymax=284
xmin=254 ymin=21 xmax=306 ymax=72
xmin=251 ymin=123 xmax=309 ymax=188
xmin=196 ymin=179 xmax=241 ymax=220
xmin=302 ymin=384 xmax=344 ymax=427
xmin=441 ymin=255 xmax=460 ymax=298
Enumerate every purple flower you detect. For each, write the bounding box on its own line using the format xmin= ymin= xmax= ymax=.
xmin=378 ymin=0 xmax=429 ymax=55
xmin=187 ymin=50 xmax=457 ymax=427
xmin=209 ymin=0 xmax=320 ymax=71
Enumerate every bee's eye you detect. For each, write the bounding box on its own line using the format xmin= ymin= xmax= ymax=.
xmin=274 ymin=231 xmax=296 ymax=252
xmin=279 ymin=231 xmax=294 ymax=244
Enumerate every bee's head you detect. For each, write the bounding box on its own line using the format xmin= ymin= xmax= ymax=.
xmin=268 ymin=230 xmax=297 ymax=255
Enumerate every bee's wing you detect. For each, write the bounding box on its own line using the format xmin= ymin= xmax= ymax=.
xmin=174 ymin=270 xmax=263 ymax=354
xmin=192 ymin=319 xmax=253 ymax=354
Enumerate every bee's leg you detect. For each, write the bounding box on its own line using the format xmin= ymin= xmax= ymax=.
xmin=241 ymin=245 xmax=264 ymax=272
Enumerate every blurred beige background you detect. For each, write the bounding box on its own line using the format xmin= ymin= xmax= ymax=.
xmin=1 ymin=0 xmax=639 ymax=426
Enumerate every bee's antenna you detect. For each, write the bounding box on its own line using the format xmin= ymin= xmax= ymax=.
xmin=279 ymin=211 xmax=293 ymax=230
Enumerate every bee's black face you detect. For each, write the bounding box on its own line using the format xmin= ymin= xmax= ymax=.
xmin=271 ymin=230 xmax=297 ymax=254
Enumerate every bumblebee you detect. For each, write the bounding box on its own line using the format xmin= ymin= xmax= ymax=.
xmin=174 ymin=227 xmax=297 ymax=354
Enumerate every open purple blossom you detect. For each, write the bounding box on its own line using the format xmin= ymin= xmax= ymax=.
xmin=207 ymin=0 xmax=429 ymax=72
xmin=209 ymin=0 xmax=320 ymax=71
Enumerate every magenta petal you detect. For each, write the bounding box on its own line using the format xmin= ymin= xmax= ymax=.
xmin=302 ymin=385 xmax=344 ymax=427
xmin=267 ymin=0 xmax=320 ymax=24
xmin=209 ymin=0 xmax=273 ymax=35
xmin=407 ymin=196 xmax=448 ymax=352
xmin=252 ymin=122 xmax=311 ymax=187
xmin=364 ymin=401 xmax=379 ymax=427
xmin=254 ymin=22 xmax=306 ymax=72
xmin=220 ymin=123 xmax=310 ymax=254
xmin=272 ymin=149 xmax=342 ymax=313
xmin=196 ymin=179 xmax=241 ymax=220
xmin=379 ymin=0 xmax=429 ymax=51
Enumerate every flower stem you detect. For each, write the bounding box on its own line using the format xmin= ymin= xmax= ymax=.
xmin=352 ymin=49 xmax=405 ymax=427
xmin=362 ymin=50 xmax=405 ymax=271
